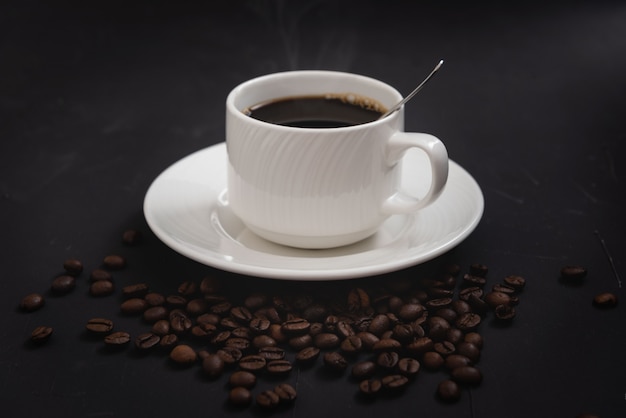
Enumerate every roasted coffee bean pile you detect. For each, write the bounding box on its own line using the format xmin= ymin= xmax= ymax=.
xmin=18 ymin=229 xmax=534 ymax=410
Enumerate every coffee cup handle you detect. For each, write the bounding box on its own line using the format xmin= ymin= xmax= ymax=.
xmin=382 ymin=132 xmax=449 ymax=214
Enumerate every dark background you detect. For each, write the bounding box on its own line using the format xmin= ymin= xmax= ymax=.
xmin=1 ymin=0 xmax=625 ymax=417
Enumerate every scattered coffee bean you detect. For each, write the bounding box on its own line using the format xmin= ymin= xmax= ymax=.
xmin=20 ymin=293 xmax=45 ymax=312
xmin=451 ymin=366 xmax=483 ymax=385
xmin=90 ymin=269 xmax=112 ymax=282
xmin=560 ymin=265 xmax=587 ymax=282
xmin=229 ymin=387 xmax=252 ymax=407
xmin=455 ymin=312 xmax=481 ymax=331
xmin=494 ymin=304 xmax=516 ymax=321
xmin=239 ymin=355 xmax=266 ymax=372
xmin=422 ymin=351 xmax=444 ymax=370
xmin=592 ymin=292 xmax=618 ymax=308
xmin=120 ymin=298 xmax=148 ymax=315
xmin=377 ymin=351 xmax=399 ymax=369
xmin=228 ymin=371 xmax=256 ymax=388
xmin=103 ymin=254 xmax=126 ymax=270
xmin=135 ymin=332 xmax=160 ymax=350
xmin=462 ymin=274 xmax=486 ymax=287
xmin=90 ymin=280 xmax=114 ymax=297
xmin=122 ymin=283 xmax=149 ymax=298
xmin=169 ymin=344 xmax=197 ymax=366
xmin=122 ymin=228 xmax=142 ymax=245
xmin=281 ymin=318 xmax=311 ymax=335
xmin=484 ymin=291 xmax=511 ymax=309
xmin=274 ymin=383 xmax=297 ymax=402
xmin=50 ymin=275 xmax=76 ymax=294
xmin=359 ymin=378 xmax=382 ymax=396
xmin=464 ymin=332 xmax=483 ymax=349
xmin=445 ymin=354 xmax=472 ymax=370
xmin=201 ymin=353 xmax=224 ymax=377
xmin=104 ymin=331 xmax=131 ymax=347
xmin=85 ymin=318 xmax=113 ymax=334
xmin=456 ymin=342 xmax=481 ymax=363
xmin=436 ymin=379 xmax=461 ymax=403
xmin=256 ymin=390 xmax=280 ymax=409
xmin=314 ymin=333 xmax=340 ymax=349
xmin=258 ymin=346 xmax=285 ymax=361
xmin=266 ymin=359 xmax=292 ymax=375
xmin=144 ymin=292 xmax=165 ymax=306
xmin=295 ymin=346 xmax=320 ymax=365
xmin=63 ymin=258 xmax=83 ymax=276
xmin=397 ymin=357 xmax=420 ymax=377
xmin=159 ymin=333 xmax=179 ymax=350
xmin=503 ymin=275 xmax=526 ymax=291
xmin=217 ymin=347 xmax=243 ymax=365
xmin=323 ymin=351 xmax=348 ymax=372
xmin=30 ymin=326 xmax=53 ymax=345
xmin=143 ymin=306 xmax=168 ymax=323
xmin=381 ymin=374 xmax=409 ymax=391
xmin=352 ymin=361 xmax=377 ymax=380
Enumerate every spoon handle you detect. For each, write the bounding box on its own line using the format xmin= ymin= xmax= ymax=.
xmin=379 ymin=59 xmax=444 ymax=119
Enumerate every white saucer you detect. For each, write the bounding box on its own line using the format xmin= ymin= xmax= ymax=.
xmin=143 ymin=142 xmax=484 ymax=280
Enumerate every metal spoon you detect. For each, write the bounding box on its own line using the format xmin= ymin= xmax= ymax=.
xmin=379 ymin=59 xmax=444 ymax=119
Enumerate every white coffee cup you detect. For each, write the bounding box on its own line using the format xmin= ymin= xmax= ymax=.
xmin=226 ymin=70 xmax=448 ymax=249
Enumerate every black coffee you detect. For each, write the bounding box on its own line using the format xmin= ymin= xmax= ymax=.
xmin=244 ymin=95 xmax=386 ymax=128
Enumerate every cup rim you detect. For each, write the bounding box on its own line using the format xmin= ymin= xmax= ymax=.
xmin=226 ymin=70 xmax=403 ymax=132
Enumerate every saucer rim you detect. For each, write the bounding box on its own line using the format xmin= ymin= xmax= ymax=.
xmin=143 ymin=143 xmax=484 ymax=280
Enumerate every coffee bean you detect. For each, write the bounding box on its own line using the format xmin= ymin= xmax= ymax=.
xmin=256 ymin=390 xmax=280 ymax=409
xmin=560 ymin=265 xmax=587 ymax=282
xmin=314 ymin=333 xmax=340 ymax=349
xmin=302 ymin=304 xmax=328 ymax=323
xmin=451 ymin=366 xmax=482 ymax=385
xmin=469 ymin=263 xmax=488 ymax=277
xmin=177 ymin=280 xmax=197 ymax=296
xmin=467 ymin=294 xmax=489 ymax=315
xmin=135 ymin=332 xmax=160 ymax=350
xmin=63 ymin=258 xmax=83 ymax=276
xmin=356 ymin=331 xmax=380 ymax=351
xmin=169 ymin=344 xmax=197 ymax=366
xmin=484 ymin=291 xmax=511 ymax=309
xmin=435 ymin=308 xmax=457 ymax=323
xmin=186 ymin=298 xmax=208 ymax=316
xmin=239 ymin=355 xmax=266 ymax=372
xmin=30 ymin=326 xmax=53 ymax=344
xmin=249 ymin=317 xmax=271 ymax=334
xmin=252 ymin=335 xmax=276 ymax=350
xmin=445 ymin=328 xmax=463 ymax=345
xmin=85 ymin=318 xmax=113 ymax=334
xmin=266 ymin=359 xmax=292 ymax=375
xmin=592 ymin=292 xmax=618 ymax=308
xmin=225 ymin=337 xmax=250 ymax=352
xmin=456 ymin=342 xmax=481 ymax=363
xmin=503 ymin=275 xmax=526 ymax=291
xmin=50 ymin=275 xmax=76 ymax=294
xmin=143 ymin=306 xmax=168 ymax=323
xmin=451 ymin=300 xmax=472 ymax=315
xmin=144 ymin=292 xmax=165 ymax=306
xmin=462 ymin=274 xmax=486 ymax=287
xmin=459 ymin=286 xmax=483 ymax=302
xmin=397 ymin=357 xmax=420 ymax=377
xmin=104 ymin=331 xmax=131 ymax=346
xmin=295 ymin=346 xmax=320 ymax=365
xmin=288 ymin=334 xmax=313 ymax=350
xmin=281 ymin=318 xmax=311 ymax=335
xmin=434 ymin=341 xmax=456 ymax=356
xmin=90 ymin=280 xmax=114 ymax=297
xmin=228 ymin=387 xmax=252 ymax=407
xmin=217 ymin=347 xmax=243 ymax=365
xmin=103 ymin=254 xmax=126 ymax=270
xmin=90 ymin=269 xmax=112 ymax=282
xmin=20 ymin=293 xmax=45 ymax=312
xmin=120 ymin=298 xmax=148 ymax=315
xmin=274 ymin=383 xmax=297 ymax=402
xmin=381 ymin=374 xmax=409 ymax=391
xmin=347 ymin=287 xmax=370 ymax=312
xmin=323 ymin=351 xmax=348 ymax=371
xmin=436 ymin=379 xmax=461 ymax=403
xmin=445 ymin=354 xmax=473 ymax=370
xmin=202 ymin=353 xmax=225 ymax=377
xmin=406 ymin=337 xmax=434 ymax=355
xmin=231 ymin=306 xmax=253 ymax=324
xmin=422 ymin=351 xmax=444 ymax=370
xmin=368 ymin=314 xmax=391 ymax=337
xmin=377 ymin=351 xmax=399 ymax=369
xmin=258 ymin=346 xmax=285 ymax=361
xmin=351 ymin=361 xmax=377 ymax=379
xmin=492 ymin=283 xmax=516 ymax=294
xmin=122 ymin=228 xmax=142 ymax=245
xmin=166 ymin=295 xmax=187 ymax=308
xmin=372 ymin=338 xmax=402 ymax=353
xmin=494 ymin=304 xmax=516 ymax=321
xmin=169 ymin=310 xmax=192 ymax=334
xmin=159 ymin=333 xmax=179 ymax=350
xmin=199 ymin=276 xmax=220 ymax=294
xmin=359 ymin=378 xmax=382 ymax=396
xmin=464 ymin=332 xmax=483 ymax=349
xmin=426 ymin=316 xmax=450 ymax=341
xmin=455 ymin=312 xmax=481 ymax=332
xmin=122 ymin=283 xmax=149 ymax=298
xmin=228 ymin=371 xmax=257 ymax=388
xmin=340 ymin=335 xmax=363 ymax=354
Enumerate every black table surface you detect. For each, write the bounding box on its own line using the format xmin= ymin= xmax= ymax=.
xmin=2 ymin=1 xmax=625 ymax=417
